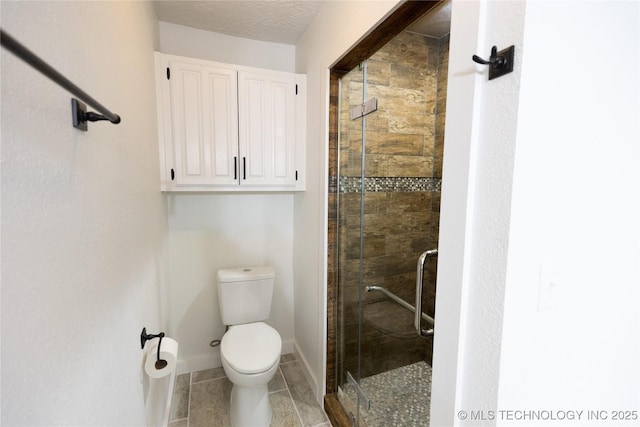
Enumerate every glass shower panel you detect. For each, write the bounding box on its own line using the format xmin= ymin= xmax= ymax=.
xmin=336 ymin=62 xmax=365 ymax=423
xmin=360 ymin=29 xmax=439 ymax=376
xmin=332 ymin=1 xmax=452 ymax=424
xmin=336 ymin=27 xmax=450 ymax=426
xmin=356 ymin=31 xmax=444 ymax=426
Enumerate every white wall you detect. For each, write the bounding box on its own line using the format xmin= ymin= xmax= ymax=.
xmin=165 ymin=194 xmax=295 ymax=373
xmin=294 ymin=0 xmax=401 ymax=401
xmin=460 ymin=2 xmax=526 ymax=415
xmin=432 ymin=1 xmax=640 ymax=426
xmin=430 ymin=1 xmax=527 ymax=424
xmin=1 ymin=2 xmax=168 ymax=426
xmin=159 ymin=21 xmax=295 ymax=72
xmin=498 ymin=0 xmax=640 ymax=423
xmin=157 ymin=23 xmax=298 ymax=374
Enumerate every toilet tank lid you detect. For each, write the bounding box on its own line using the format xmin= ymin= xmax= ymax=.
xmin=217 ymin=266 xmax=275 ymax=283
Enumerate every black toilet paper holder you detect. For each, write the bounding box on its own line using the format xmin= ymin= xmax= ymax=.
xmin=140 ymin=327 xmax=168 ymax=370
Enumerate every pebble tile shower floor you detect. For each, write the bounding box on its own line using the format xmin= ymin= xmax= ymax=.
xmin=169 ymin=354 xmax=330 ymax=427
xmin=343 ymin=361 xmax=432 ymax=427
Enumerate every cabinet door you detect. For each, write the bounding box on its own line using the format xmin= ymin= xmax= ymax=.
xmin=238 ymin=71 xmax=297 ymax=187
xmin=169 ymin=61 xmax=238 ymax=186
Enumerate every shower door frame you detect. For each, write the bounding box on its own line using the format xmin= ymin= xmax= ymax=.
xmin=325 ymin=1 xmax=443 ymax=424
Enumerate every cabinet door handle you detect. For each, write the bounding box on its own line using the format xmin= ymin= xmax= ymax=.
xmin=234 ymin=156 xmax=237 ymax=180
xmin=170 ymin=168 xmax=175 ymax=181
xmin=243 ymin=157 xmax=246 ymax=180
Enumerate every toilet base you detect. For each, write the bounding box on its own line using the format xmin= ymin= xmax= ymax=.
xmin=230 ymin=383 xmax=271 ymax=427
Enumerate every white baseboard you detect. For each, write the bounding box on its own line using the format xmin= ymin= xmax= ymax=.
xmin=294 ymin=342 xmax=322 ymax=405
xmin=282 ymin=338 xmax=294 ymax=355
xmin=176 ymin=351 xmax=220 ymax=375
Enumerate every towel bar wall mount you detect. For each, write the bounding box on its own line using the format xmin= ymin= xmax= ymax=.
xmin=0 ymin=28 xmax=121 ymax=131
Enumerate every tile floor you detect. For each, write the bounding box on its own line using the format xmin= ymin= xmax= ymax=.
xmin=169 ymin=354 xmax=330 ymax=427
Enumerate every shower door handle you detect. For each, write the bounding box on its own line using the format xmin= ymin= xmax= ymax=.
xmin=415 ymin=249 xmax=438 ymax=337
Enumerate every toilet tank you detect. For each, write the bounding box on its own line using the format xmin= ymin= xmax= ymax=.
xmin=217 ymin=266 xmax=275 ymax=325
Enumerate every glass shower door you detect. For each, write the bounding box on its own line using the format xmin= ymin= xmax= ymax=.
xmin=336 ymin=60 xmax=366 ymax=425
xmin=336 ymin=25 xmax=448 ymax=426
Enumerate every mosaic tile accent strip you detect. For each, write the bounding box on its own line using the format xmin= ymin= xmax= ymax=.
xmin=339 ymin=176 xmax=441 ymax=193
xmin=329 ymin=175 xmax=338 ymax=193
xmin=342 ymin=361 xmax=432 ymax=427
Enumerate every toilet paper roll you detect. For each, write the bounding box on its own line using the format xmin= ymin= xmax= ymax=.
xmin=144 ymin=337 xmax=178 ymax=379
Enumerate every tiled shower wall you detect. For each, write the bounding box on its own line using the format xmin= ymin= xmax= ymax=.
xmin=328 ymin=30 xmax=450 ymax=388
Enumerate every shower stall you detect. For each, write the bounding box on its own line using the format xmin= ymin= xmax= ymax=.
xmin=326 ymin=4 xmax=450 ymax=425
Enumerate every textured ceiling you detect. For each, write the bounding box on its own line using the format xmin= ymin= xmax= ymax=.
xmin=154 ymin=0 xmax=322 ymax=45
xmin=154 ymin=0 xmax=451 ymax=45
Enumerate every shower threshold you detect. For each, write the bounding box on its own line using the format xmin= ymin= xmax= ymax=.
xmin=339 ymin=361 xmax=433 ymax=427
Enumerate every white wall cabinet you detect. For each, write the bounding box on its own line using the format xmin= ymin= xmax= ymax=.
xmin=155 ymin=53 xmax=306 ymax=191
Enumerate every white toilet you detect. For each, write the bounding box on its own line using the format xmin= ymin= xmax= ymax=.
xmin=217 ymin=266 xmax=282 ymax=427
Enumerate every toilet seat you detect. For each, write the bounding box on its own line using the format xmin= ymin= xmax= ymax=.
xmin=221 ymin=322 xmax=281 ymax=374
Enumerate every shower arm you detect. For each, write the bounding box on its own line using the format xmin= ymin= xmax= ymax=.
xmin=415 ymin=249 xmax=438 ymax=337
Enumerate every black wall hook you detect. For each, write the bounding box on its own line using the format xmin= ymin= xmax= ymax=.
xmin=472 ymin=45 xmax=515 ymax=80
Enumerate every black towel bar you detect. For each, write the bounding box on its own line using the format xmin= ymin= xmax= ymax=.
xmin=0 ymin=28 xmax=121 ymax=130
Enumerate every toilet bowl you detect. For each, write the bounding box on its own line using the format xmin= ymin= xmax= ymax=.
xmin=220 ymin=322 xmax=282 ymax=426
xmin=217 ymin=267 xmax=281 ymax=427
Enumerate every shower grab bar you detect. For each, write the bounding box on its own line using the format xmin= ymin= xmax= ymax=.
xmin=0 ymin=29 xmax=121 ymax=129
xmin=364 ymin=285 xmax=434 ymax=325
xmin=415 ymin=249 xmax=438 ymax=337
